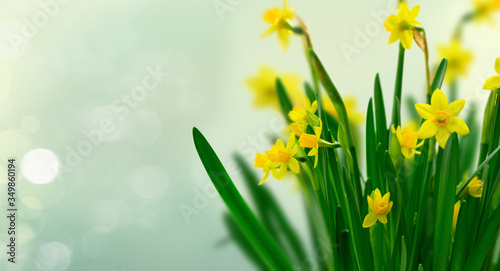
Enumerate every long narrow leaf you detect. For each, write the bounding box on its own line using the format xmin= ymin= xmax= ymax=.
xmin=193 ymin=128 xmax=294 ymax=270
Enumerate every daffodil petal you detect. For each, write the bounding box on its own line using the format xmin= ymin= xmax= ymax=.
xmin=483 ymin=76 xmax=500 ymax=91
xmin=367 ymin=195 xmax=374 ymax=211
xmin=378 ymin=215 xmax=388 ymax=224
xmin=407 ymin=5 xmax=420 ymax=21
xmin=258 ymin=170 xmax=270 ymax=185
xmin=400 ymin=30 xmax=413 ymax=49
xmin=382 ymin=192 xmax=390 ymax=202
xmin=261 ymin=25 xmax=278 ymax=39
xmin=447 ymin=117 xmax=469 ymax=135
xmin=415 ymin=103 xmax=435 ymax=119
xmin=363 ymin=212 xmax=378 ymax=228
xmin=276 ymin=139 xmax=285 ymax=148
xmin=286 ymin=132 xmax=295 ymax=149
xmin=495 ymin=57 xmax=500 ymax=75
xmin=418 ymin=120 xmax=438 ymax=139
xmin=374 ymin=188 xmax=382 ymax=200
xmin=386 ymin=201 xmax=394 ymax=215
xmin=385 ymin=15 xmax=399 ymax=31
xmin=436 ymin=127 xmax=451 ymax=149
xmin=431 ymin=89 xmax=448 ymax=111
xmin=263 ymin=7 xmax=281 ymax=24
xmin=288 ymin=157 xmax=300 ymax=173
xmin=447 ymin=99 xmax=466 ymax=116
xmin=277 ymin=29 xmax=290 ymax=51
xmin=398 ymin=2 xmax=409 ymax=20
xmin=313 ymin=153 xmax=318 ymax=168
xmin=402 ymin=147 xmax=412 ymax=158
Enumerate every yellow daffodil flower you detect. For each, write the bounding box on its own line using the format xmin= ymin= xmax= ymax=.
xmin=438 ymin=40 xmax=474 ymax=83
xmin=483 ymin=57 xmax=500 ymax=90
xmin=391 ymin=125 xmax=424 ymax=158
xmin=384 ymin=2 xmax=422 ymax=49
xmin=289 ymin=100 xmax=318 ymax=136
xmin=472 ymin=0 xmax=500 ymax=25
xmin=468 ymin=176 xmax=483 ymax=198
xmin=363 ymin=188 xmax=394 ymax=228
xmin=415 ymin=89 xmax=469 ymax=148
xmin=322 ymin=96 xmax=365 ymax=124
xmin=246 ymin=66 xmax=302 ymax=110
xmin=262 ymin=0 xmax=295 ymax=50
xmin=453 ymin=201 xmax=461 ymax=231
xmin=254 ymin=132 xmax=300 ymax=185
xmin=298 ymin=120 xmax=322 ymax=168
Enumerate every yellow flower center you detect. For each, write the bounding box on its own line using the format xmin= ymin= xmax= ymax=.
xmin=401 ymin=128 xmax=418 ymax=148
xmin=433 ymin=110 xmax=451 ymax=127
xmin=299 ymin=133 xmax=317 ymax=149
xmin=398 ymin=20 xmax=412 ymax=31
xmin=373 ymin=198 xmax=389 ymax=215
xmin=268 ymin=147 xmax=290 ymax=163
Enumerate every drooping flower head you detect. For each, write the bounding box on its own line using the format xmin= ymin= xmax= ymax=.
xmin=298 ymin=120 xmax=322 ymax=168
xmin=468 ymin=177 xmax=483 ymax=198
xmin=415 ymin=89 xmax=469 ymax=148
xmin=254 ymin=132 xmax=300 ymax=184
xmin=392 ymin=125 xmax=424 ymax=158
xmin=289 ymin=100 xmax=318 ymax=136
xmin=483 ymin=57 xmax=500 ymax=90
xmin=384 ymin=2 xmax=422 ymax=49
xmin=261 ymin=0 xmax=295 ymax=50
xmin=472 ymin=0 xmax=500 ymax=25
xmin=363 ymin=188 xmax=394 ymax=228
xmin=438 ymin=40 xmax=474 ymax=83
xmin=246 ymin=66 xmax=302 ymax=110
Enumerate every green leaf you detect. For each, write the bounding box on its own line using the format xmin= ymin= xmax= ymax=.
xmin=233 ymin=154 xmax=307 ymax=264
xmin=309 ymin=49 xmax=354 ymax=148
xmin=374 ymin=73 xmax=388 ymax=151
xmin=433 ymin=133 xmax=460 ymax=271
xmin=305 ymin=82 xmax=317 ymax=103
xmin=276 ymin=77 xmax=293 ymax=124
xmin=464 ymin=206 xmax=500 ymax=270
xmin=431 ymin=59 xmax=448 ymax=92
xmin=366 ymin=99 xmax=379 ymax=191
xmin=391 ymin=43 xmax=405 ymax=127
xmin=223 ymin=213 xmax=268 ymax=270
xmin=193 ymin=128 xmax=294 ymax=270
xmin=456 ymin=145 xmax=500 ymax=200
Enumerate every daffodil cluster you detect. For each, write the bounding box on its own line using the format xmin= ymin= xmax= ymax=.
xmin=194 ymin=2 xmax=500 ymax=270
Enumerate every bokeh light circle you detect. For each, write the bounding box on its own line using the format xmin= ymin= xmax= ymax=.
xmin=21 ymin=149 xmax=60 ymax=184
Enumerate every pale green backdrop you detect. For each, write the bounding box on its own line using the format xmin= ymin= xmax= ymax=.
xmin=0 ymin=0 xmax=498 ymax=270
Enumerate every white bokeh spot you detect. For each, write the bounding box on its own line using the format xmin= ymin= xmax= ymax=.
xmin=21 ymin=149 xmax=60 ymax=184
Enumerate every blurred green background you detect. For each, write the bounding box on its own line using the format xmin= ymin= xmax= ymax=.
xmin=0 ymin=0 xmax=498 ymax=270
